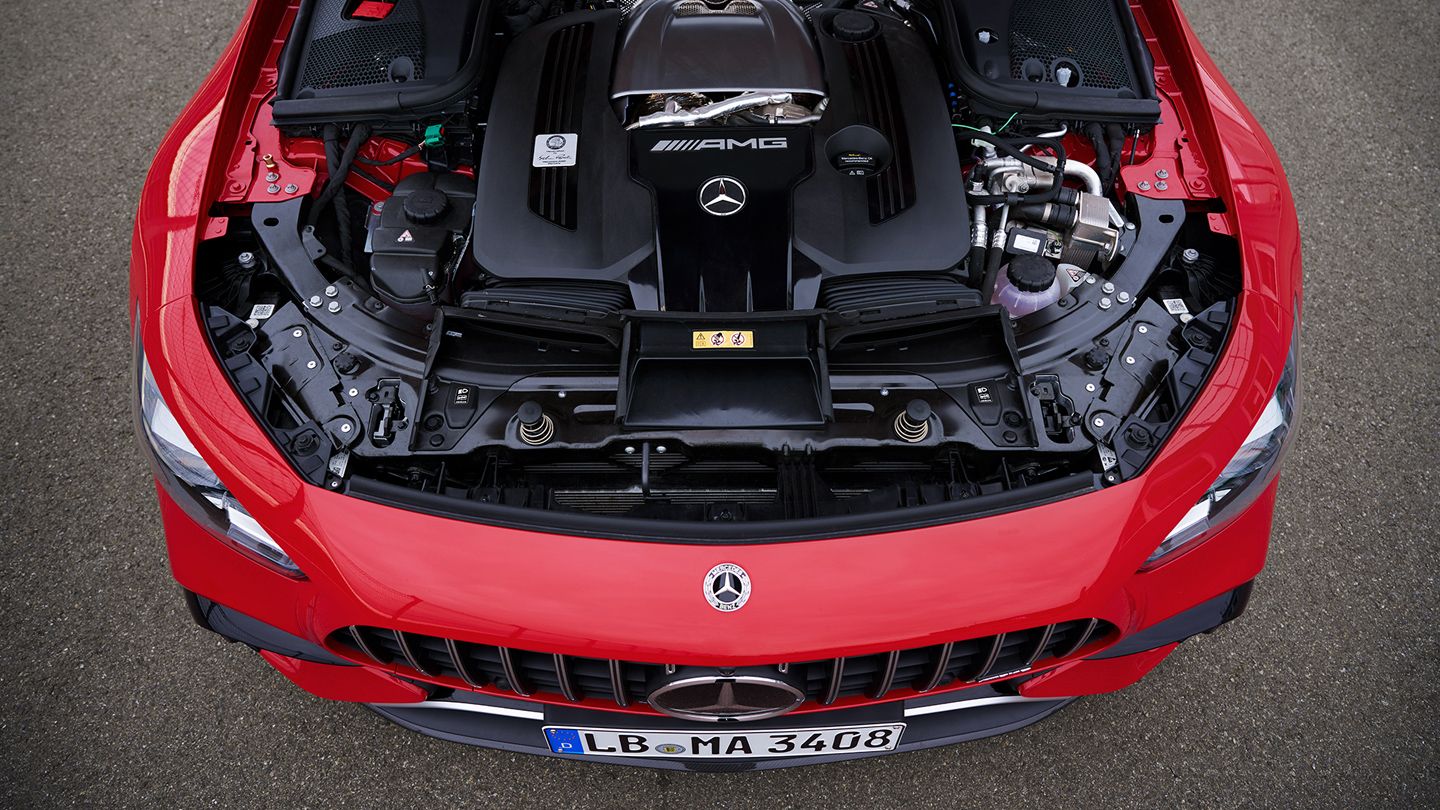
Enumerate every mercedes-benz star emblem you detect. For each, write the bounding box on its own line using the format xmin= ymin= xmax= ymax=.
xmin=648 ymin=672 xmax=806 ymax=722
xmin=698 ymin=176 xmax=747 ymax=217
xmin=703 ymin=563 xmax=751 ymax=612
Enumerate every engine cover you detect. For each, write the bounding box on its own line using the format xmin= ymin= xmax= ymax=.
xmin=471 ymin=7 xmax=969 ymax=312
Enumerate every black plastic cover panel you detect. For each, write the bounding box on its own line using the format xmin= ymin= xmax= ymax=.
xmin=273 ymin=0 xmax=492 ymax=124
xmin=611 ymin=0 xmax=826 ymax=97
xmin=471 ymin=12 xmax=656 ymax=284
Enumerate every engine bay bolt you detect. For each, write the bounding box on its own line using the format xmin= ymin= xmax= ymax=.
xmin=1137 ymin=181 xmax=1151 ymax=191
xmin=1117 ymin=291 xmax=1132 ymax=304
xmin=1099 ymin=297 xmax=1112 ymax=310
xmin=880 ymin=387 xmax=890 ymax=397
xmin=267 ymin=183 xmax=281 ymax=194
xmin=340 ymin=422 xmax=353 ymax=434
xmin=308 ymin=295 xmax=322 ymax=307
xmin=1137 ymin=324 xmax=1149 ymax=334
xmin=557 ymin=390 xmax=567 ymax=399
xmin=306 ymin=360 xmax=318 ymax=370
xmin=261 ymin=153 xmax=277 ymax=170
xmin=894 ymin=399 xmax=933 ymax=443
xmin=237 ymin=251 xmax=256 ymax=269
xmin=1156 ymin=169 xmax=1170 ymax=179
xmin=291 ymin=328 xmax=304 ymax=338
xmin=348 ymin=388 xmax=359 ymax=397
xmin=284 ymin=183 xmax=299 ymax=194
xmin=1181 ymin=248 xmax=1201 ymax=265
xmin=656 ymin=445 xmax=667 ymax=454
xmin=1093 ymin=416 xmax=1106 ymax=429
xmin=1155 ymin=180 xmax=1169 ymax=191
xmin=265 ymin=172 xmax=279 ymax=183
xmin=1085 ymin=274 xmax=1097 ymax=284
xmin=1125 ymin=355 xmax=1136 ymax=365
xmin=324 ymin=285 xmax=338 ymax=297
xmin=977 ymin=28 xmax=994 ymax=44
xmin=1125 ymin=222 xmax=1136 ymax=231
xmin=517 ymin=401 xmax=555 ymax=446
xmin=1086 ymin=383 xmax=1097 ymax=392
xmin=1101 ymin=282 xmax=1115 ymax=294
xmin=327 ymin=301 xmax=342 ymax=313
xmin=624 ymin=446 xmax=636 ymax=455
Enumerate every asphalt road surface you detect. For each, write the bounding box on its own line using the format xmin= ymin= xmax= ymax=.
xmin=1 ymin=1 xmax=1436 ymax=806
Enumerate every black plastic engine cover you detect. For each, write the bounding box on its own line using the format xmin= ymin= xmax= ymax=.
xmin=631 ymin=128 xmax=812 ymax=312
xmin=472 ymin=7 xmax=969 ymax=312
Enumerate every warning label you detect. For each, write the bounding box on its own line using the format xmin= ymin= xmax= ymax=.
xmin=692 ymin=330 xmax=754 ymax=350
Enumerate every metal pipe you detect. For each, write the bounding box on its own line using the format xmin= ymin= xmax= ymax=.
xmin=627 ymin=92 xmax=794 ymax=130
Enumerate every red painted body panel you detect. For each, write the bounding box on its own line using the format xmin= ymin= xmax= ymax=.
xmin=134 ymin=0 xmax=1300 ymax=709
xmin=257 ymin=650 xmax=428 ymax=703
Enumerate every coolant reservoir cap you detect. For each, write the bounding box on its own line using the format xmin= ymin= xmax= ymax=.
xmin=403 ymin=189 xmax=450 ymax=225
xmin=1007 ymin=254 xmax=1057 ymax=293
xmin=831 ymin=11 xmax=880 ymax=42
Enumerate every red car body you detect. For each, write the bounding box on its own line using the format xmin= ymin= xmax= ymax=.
xmin=134 ymin=0 xmax=1300 ymax=767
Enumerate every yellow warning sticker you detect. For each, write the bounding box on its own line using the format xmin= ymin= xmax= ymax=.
xmin=692 ymin=330 xmax=755 ymax=350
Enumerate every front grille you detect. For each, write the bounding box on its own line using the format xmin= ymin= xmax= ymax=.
xmin=330 ymin=619 xmax=1115 ymax=710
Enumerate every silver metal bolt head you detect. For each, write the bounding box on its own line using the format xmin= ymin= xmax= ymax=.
xmin=237 ymin=251 xmax=256 ymax=267
xmin=880 ymin=387 xmax=890 ymax=397
xmin=1138 ymin=324 xmax=1149 ymax=334
xmin=1085 ymin=383 xmax=1097 ymax=392
xmin=1155 ymin=180 xmax=1169 ymax=191
xmin=1125 ymin=355 xmax=1136 ymax=365
xmin=1156 ymin=169 xmax=1170 ymax=179
xmin=1182 ymin=248 xmax=1201 ymax=263
xmin=348 ymin=388 xmax=359 ymax=397
xmin=1102 ymin=282 xmax=1115 ymax=294
xmin=1099 ymin=297 xmax=1112 ymax=310
xmin=291 ymin=328 xmax=304 ymax=338
xmin=1117 ymin=291 xmax=1132 ymax=304
xmin=557 ymin=390 xmax=567 ymax=399
xmin=265 ymin=172 xmax=279 ymax=183
xmin=308 ymin=295 xmax=322 ymax=307
xmin=324 ymin=285 xmax=338 ymax=297
xmin=1125 ymin=222 xmax=1136 ymax=231
xmin=267 ymin=183 xmax=281 ymax=194
xmin=284 ymin=183 xmax=299 ymax=194
xmin=327 ymin=301 xmax=342 ymax=313
xmin=1137 ymin=181 xmax=1151 ymax=191
xmin=656 ymin=445 xmax=667 ymax=454
xmin=340 ymin=422 xmax=353 ymax=433
xmin=306 ymin=360 xmax=318 ymax=369
xmin=1093 ymin=416 xmax=1106 ymax=428
xmin=624 ymin=446 xmax=636 ymax=455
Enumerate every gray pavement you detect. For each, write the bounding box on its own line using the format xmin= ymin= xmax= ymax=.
xmin=1 ymin=0 xmax=1436 ymax=806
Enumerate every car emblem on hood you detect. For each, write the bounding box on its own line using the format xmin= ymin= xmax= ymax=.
xmin=704 ymin=563 xmax=751 ymax=612
xmin=698 ymin=176 xmax=747 ymax=216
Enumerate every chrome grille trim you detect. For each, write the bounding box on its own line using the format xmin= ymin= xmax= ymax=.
xmin=445 ymin=638 xmax=485 ymax=689
xmin=917 ymin=642 xmax=953 ymax=693
xmin=392 ymin=630 xmax=433 ymax=676
xmin=552 ymin=654 xmax=579 ymax=702
xmin=498 ymin=647 xmax=533 ymax=697
xmin=870 ymin=650 xmax=901 ymax=699
xmin=822 ymin=658 xmax=845 ymax=706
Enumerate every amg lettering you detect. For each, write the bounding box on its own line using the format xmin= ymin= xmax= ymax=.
xmin=650 ymin=137 xmax=788 ymax=152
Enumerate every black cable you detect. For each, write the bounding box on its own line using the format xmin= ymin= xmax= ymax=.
xmin=357 ymin=141 xmax=423 ymax=167
xmin=960 ymin=130 xmax=1068 ymax=205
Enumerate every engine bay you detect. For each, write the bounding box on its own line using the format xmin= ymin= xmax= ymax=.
xmin=196 ymin=0 xmax=1241 ymax=534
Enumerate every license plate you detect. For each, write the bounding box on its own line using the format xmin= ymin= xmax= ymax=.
xmin=542 ymin=723 xmax=905 ymax=759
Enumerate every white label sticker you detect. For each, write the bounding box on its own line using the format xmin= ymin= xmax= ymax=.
xmin=1163 ymin=297 xmax=1190 ymax=316
xmin=1012 ymin=233 xmax=1043 ymax=254
xmin=248 ymin=303 xmax=276 ymax=320
xmin=533 ymin=133 xmax=579 ymax=167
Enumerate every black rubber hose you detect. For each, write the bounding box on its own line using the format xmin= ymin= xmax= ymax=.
xmin=1013 ymin=202 xmax=1076 ymax=230
xmin=357 ymin=141 xmax=423 ymax=167
xmin=979 ymin=242 xmax=1005 ymax=304
xmin=967 ymin=243 xmax=987 ymax=288
xmin=1085 ymin=122 xmax=1113 ymax=190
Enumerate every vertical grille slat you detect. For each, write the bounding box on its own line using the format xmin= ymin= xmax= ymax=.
xmin=968 ymin=633 xmax=1007 ymax=682
xmin=498 ymin=647 xmax=534 ymax=696
xmin=553 ymin=654 xmax=580 ymax=702
xmin=331 ymin=619 xmax=1113 ymax=710
xmin=1025 ymin=624 xmax=1056 ymax=668
xmin=392 ymin=630 xmax=435 ymax=676
xmin=822 ymin=658 xmax=846 ymax=706
xmin=445 ymin=638 xmax=485 ymax=689
xmin=1059 ymin=618 xmax=1100 ymax=659
xmin=916 ymin=642 xmax=954 ymax=693
xmin=870 ymin=650 xmax=901 ymax=699
xmin=609 ymin=659 xmax=630 ymax=707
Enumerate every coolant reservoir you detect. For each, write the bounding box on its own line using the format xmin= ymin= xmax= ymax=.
xmin=993 ymin=255 xmax=1064 ymax=318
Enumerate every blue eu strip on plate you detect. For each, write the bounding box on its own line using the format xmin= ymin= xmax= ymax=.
xmin=546 ymin=727 xmax=586 ymax=754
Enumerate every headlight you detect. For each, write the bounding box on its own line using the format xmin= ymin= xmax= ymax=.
xmin=138 ymin=345 xmax=305 ymax=578
xmin=1145 ymin=321 xmax=1299 ymax=568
